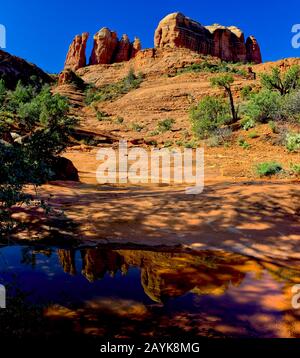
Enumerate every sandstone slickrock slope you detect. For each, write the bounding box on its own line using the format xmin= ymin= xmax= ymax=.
xmin=64 ymin=32 xmax=89 ymax=71
xmin=154 ymin=12 xmax=262 ymax=64
xmin=0 ymin=49 xmax=52 ymax=88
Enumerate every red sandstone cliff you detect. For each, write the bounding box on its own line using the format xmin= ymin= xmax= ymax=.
xmin=154 ymin=13 xmax=262 ymax=64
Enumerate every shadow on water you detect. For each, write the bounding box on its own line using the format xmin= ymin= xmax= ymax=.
xmin=1 ymin=244 xmax=300 ymax=338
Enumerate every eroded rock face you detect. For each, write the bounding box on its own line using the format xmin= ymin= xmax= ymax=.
xmin=114 ymin=34 xmax=131 ymax=63
xmin=246 ymin=36 xmax=262 ymax=64
xmin=154 ymin=12 xmax=212 ymax=55
xmin=89 ymin=29 xmax=142 ymax=65
xmin=131 ymin=37 xmax=142 ymax=58
xmin=64 ymin=33 xmax=89 ymax=71
xmin=206 ymin=24 xmax=247 ymax=63
xmin=0 ymin=49 xmax=52 ymax=89
xmin=90 ymin=28 xmax=119 ymax=65
xmin=154 ymin=13 xmax=262 ymax=63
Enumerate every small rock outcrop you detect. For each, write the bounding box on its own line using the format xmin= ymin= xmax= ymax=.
xmin=51 ymin=157 xmax=79 ymax=182
xmin=64 ymin=33 xmax=89 ymax=71
xmin=154 ymin=13 xmax=262 ymax=64
xmin=58 ymin=69 xmax=85 ymax=92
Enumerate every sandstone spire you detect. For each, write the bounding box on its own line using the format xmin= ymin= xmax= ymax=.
xmin=64 ymin=32 xmax=89 ymax=71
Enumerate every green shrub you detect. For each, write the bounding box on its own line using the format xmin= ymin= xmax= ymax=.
xmin=248 ymin=131 xmax=259 ymax=139
xmin=149 ymin=130 xmax=160 ymax=136
xmin=206 ymin=128 xmax=233 ymax=147
xmin=84 ymin=69 xmax=143 ymax=105
xmin=238 ymin=138 xmax=251 ymax=150
xmin=114 ymin=116 xmax=124 ymax=124
xmin=131 ymin=123 xmax=144 ymax=132
xmin=255 ymin=162 xmax=283 ymax=177
xmin=175 ymin=140 xmax=184 ymax=147
xmin=242 ymin=90 xmax=283 ymax=123
xmin=286 ymin=132 xmax=300 ymax=152
xmin=190 ymin=96 xmax=230 ymax=138
xmin=157 ymin=118 xmax=175 ymax=133
xmin=163 ymin=140 xmax=173 ymax=148
xmin=268 ymin=120 xmax=278 ymax=134
xmin=184 ymin=140 xmax=198 ymax=149
xmin=96 ymin=111 xmax=110 ymax=121
xmin=241 ymin=85 xmax=253 ymax=100
xmin=282 ymin=90 xmax=300 ymax=122
xmin=241 ymin=118 xmax=256 ymax=130
xmin=177 ymin=60 xmax=246 ymax=76
xmin=290 ymin=163 xmax=300 ymax=176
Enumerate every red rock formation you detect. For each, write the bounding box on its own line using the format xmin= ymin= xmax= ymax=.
xmin=89 ymin=27 xmax=119 ymax=65
xmin=114 ymin=34 xmax=131 ymax=63
xmin=0 ymin=49 xmax=52 ymax=89
xmin=131 ymin=37 xmax=142 ymax=58
xmin=229 ymin=26 xmax=247 ymax=63
xmin=58 ymin=69 xmax=76 ymax=85
xmin=154 ymin=12 xmax=211 ymax=56
xmin=154 ymin=13 xmax=262 ymax=64
xmin=64 ymin=32 xmax=89 ymax=71
xmin=206 ymin=25 xmax=247 ymax=62
xmin=246 ymin=36 xmax=262 ymax=64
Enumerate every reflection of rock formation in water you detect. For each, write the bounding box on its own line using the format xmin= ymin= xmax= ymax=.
xmin=81 ymin=249 xmax=128 ymax=282
xmin=59 ymin=247 xmax=300 ymax=305
xmin=58 ymin=250 xmax=77 ymax=276
xmin=120 ymin=250 xmax=247 ymax=302
xmin=77 ymin=248 xmax=250 ymax=302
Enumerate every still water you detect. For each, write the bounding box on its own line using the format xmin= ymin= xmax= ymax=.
xmin=0 ymin=245 xmax=300 ymax=338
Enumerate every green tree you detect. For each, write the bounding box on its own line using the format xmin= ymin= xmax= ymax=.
xmin=0 ymin=79 xmax=6 ymax=107
xmin=210 ymin=74 xmax=238 ymax=123
xmin=0 ymin=83 xmax=77 ymax=233
xmin=261 ymin=65 xmax=300 ymax=96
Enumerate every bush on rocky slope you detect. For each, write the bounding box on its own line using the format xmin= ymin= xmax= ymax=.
xmin=190 ymin=96 xmax=230 ymax=138
xmin=85 ymin=68 xmax=143 ymax=105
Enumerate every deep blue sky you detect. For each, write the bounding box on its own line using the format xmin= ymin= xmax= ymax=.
xmin=1 ymin=0 xmax=299 ymax=73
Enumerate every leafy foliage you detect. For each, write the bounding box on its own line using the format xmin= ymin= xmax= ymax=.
xmin=0 ymin=81 xmax=76 ymax=233
xmin=255 ymin=162 xmax=283 ymax=177
xmin=285 ymin=132 xmax=300 ymax=152
xmin=85 ymin=69 xmax=143 ymax=105
xmin=177 ymin=60 xmax=247 ymax=76
xmin=190 ymin=96 xmax=230 ymax=138
xmin=261 ymin=65 xmax=300 ymax=96
xmin=241 ymin=90 xmax=283 ymax=123
xmin=157 ymin=118 xmax=175 ymax=133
